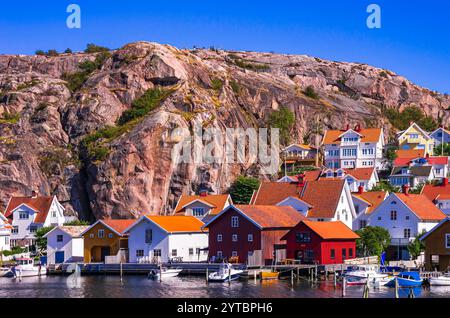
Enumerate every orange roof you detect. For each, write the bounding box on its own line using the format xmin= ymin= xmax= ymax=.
xmin=235 ymin=205 xmax=306 ymax=228
xmin=251 ymin=179 xmax=346 ymax=219
xmin=145 ymin=215 xmax=205 ymax=233
xmin=422 ymin=183 xmax=450 ymax=201
xmin=323 ymin=128 xmax=382 ymax=145
xmin=301 ymin=220 xmax=360 ymax=239
xmin=395 ymin=149 xmax=425 ymax=159
xmin=4 ymin=196 xmax=54 ymax=224
xmin=344 ymin=168 xmax=375 ymax=181
xmin=353 ymin=191 xmax=388 ymax=214
xmin=174 ymin=194 xmax=230 ymax=215
xmin=101 ymin=219 xmax=137 ymax=235
xmin=395 ymin=193 xmax=446 ymax=221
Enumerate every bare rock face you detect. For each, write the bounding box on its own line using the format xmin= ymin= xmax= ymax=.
xmin=0 ymin=42 xmax=448 ymax=220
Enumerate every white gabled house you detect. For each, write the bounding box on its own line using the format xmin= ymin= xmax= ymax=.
xmin=125 ymin=215 xmax=208 ymax=263
xmin=351 ymin=190 xmax=388 ymax=231
xmin=320 ymin=167 xmax=379 ymax=192
xmin=44 ymin=225 xmax=88 ymax=264
xmin=173 ymin=193 xmax=232 ymax=222
xmin=0 ymin=212 xmax=11 ymax=252
xmin=3 ymin=194 xmax=66 ymax=247
xmin=367 ymin=186 xmax=446 ymax=260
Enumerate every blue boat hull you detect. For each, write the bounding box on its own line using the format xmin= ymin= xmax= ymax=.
xmin=385 ymin=277 xmax=422 ymax=288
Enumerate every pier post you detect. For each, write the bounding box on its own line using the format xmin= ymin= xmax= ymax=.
xmin=325 ymin=268 xmax=328 ymax=281
xmin=315 ymin=265 xmax=318 ymax=282
xmin=254 ymin=270 xmax=257 ymax=283
xmin=297 ymin=267 xmax=299 ymax=282
xmin=120 ymin=262 xmax=123 ymax=283
xmin=159 ymin=264 xmax=162 ymax=283
xmin=228 ymin=267 xmax=231 ymax=285
xmin=395 ymin=277 xmax=399 ymax=298
xmin=206 ymin=268 xmax=209 ymax=285
xmin=342 ymin=277 xmax=346 ymax=297
xmin=334 ymin=270 xmax=337 ymax=288
xmin=291 ymin=269 xmax=294 ymax=289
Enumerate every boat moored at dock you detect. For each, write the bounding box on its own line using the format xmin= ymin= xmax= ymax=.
xmin=208 ymin=263 xmax=243 ymax=282
xmin=385 ymin=272 xmax=423 ymax=288
xmin=429 ymin=273 xmax=450 ymax=286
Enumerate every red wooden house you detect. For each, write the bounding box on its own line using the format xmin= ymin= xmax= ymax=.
xmin=282 ymin=220 xmax=359 ymax=265
xmin=203 ymin=205 xmax=306 ymax=265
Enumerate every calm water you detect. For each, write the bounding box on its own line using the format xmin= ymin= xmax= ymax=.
xmin=1 ymin=275 xmax=450 ymax=298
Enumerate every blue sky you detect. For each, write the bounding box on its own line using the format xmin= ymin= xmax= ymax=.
xmin=0 ymin=1 xmax=448 ymax=93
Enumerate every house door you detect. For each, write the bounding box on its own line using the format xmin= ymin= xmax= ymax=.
xmin=55 ymin=251 xmax=65 ymax=264
xmin=295 ymin=250 xmax=303 ymax=263
xmin=100 ymin=247 xmax=111 ymax=262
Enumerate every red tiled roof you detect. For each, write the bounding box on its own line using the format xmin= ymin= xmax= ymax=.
xmin=352 ymin=191 xmax=388 ymax=214
xmin=174 ymin=194 xmax=230 ymax=215
xmin=301 ymin=220 xmax=360 ymax=240
xmin=343 ymin=168 xmax=375 ymax=181
xmin=101 ymin=219 xmax=137 ymax=235
xmin=146 ymin=216 xmax=206 ymax=233
xmin=422 ymin=183 xmax=450 ymax=202
xmin=251 ymin=179 xmax=346 ymax=219
xmin=4 ymin=196 xmax=54 ymax=224
xmin=323 ymin=128 xmax=382 ymax=145
xmin=394 ymin=156 xmax=448 ymax=166
xmin=283 ymin=170 xmax=322 ymax=183
xmin=235 ymin=205 xmax=306 ymax=228
xmin=395 ymin=149 xmax=425 ymax=159
xmin=395 ymin=193 xmax=446 ymax=221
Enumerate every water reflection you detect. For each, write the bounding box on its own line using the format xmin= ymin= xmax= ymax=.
xmin=0 ymin=276 xmax=449 ymax=298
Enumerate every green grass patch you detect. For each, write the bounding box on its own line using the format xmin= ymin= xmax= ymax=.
xmin=302 ymin=85 xmax=319 ymax=99
xmin=210 ymin=78 xmax=223 ymax=91
xmin=0 ymin=112 xmax=20 ymax=124
xmin=227 ymin=54 xmax=270 ymax=72
xmin=230 ymin=80 xmax=241 ymax=94
xmin=16 ymin=79 xmax=40 ymax=91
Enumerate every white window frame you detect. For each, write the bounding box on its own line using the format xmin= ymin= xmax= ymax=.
xmin=231 ymin=216 xmax=239 ymax=228
xmin=136 ymin=249 xmax=144 ymax=258
xmin=248 ymin=234 xmax=253 ymax=242
xmin=217 ymin=251 xmax=223 ymax=258
xmin=232 ymin=234 xmax=238 ymax=242
xmin=231 ymin=251 xmax=238 ymax=257
xmin=192 ymin=207 xmax=206 ymax=217
xmin=217 ymin=234 xmax=222 ymax=242
xmin=446 ymin=234 xmax=450 ymax=249
xmin=56 ymin=234 xmax=63 ymax=242
xmin=98 ymin=229 xmax=105 ymax=238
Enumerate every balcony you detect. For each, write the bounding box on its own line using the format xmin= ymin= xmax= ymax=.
xmin=390 ymin=237 xmax=414 ymax=246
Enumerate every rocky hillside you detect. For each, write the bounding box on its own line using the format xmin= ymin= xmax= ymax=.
xmin=0 ymin=42 xmax=448 ymax=220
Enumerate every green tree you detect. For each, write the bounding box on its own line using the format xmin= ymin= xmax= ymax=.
xmin=35 ymin=226 xmax=55 ymax=254
xmin=267 ymin=106 xmax=295 ymax=146
xmin=229 ymin=176 xmax=260 ymax=204
xmin=64 ymin=220 xmax=90 ymax=226
xmin=407 ymin=231 xmax=426 ymax=260
xmin=64 ymin=48 xmax=73 ymax=54
xmin=46 ymin=49 xmax=59 ymax=57
xmin=356 ymin=226 xmax=391 ymax=258
xmin=35 ymin=50 xmax=46 ymax=56
xmin=303 ymin=85 xmax=319 ymax=99
xmin=385 ymin=146 xmax=398 ymax=161
xmin=84 ymin=43 xmax=110 ymax=53
xmin=369 ymin=180 xmax=399 ymax=193
xmin=434 ymin=143 xmax=450 ymax=156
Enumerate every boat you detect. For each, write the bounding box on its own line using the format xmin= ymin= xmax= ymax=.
xmin=0 ymin=267 xmax=12 ymax=277
xmin=148 ymin=267 xmax=182 ymax=280
xmin=260 ymin=271 xmax=279 ymax=281
xmin=429 ymin=273 xmax=450 ymax=286
xmin=11 ymin=258 xmax=43 ymax=278
xmin=208 ymin=263 xmax=243 ymax=282
xmin=384 ymin=272 xmax=423 ymax=288
xmin=344 ymin=265 xmax=389 ymax=286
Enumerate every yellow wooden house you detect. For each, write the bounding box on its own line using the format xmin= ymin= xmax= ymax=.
xmin=81 ymin=219 xmax=136 ymax=263
xmin=397 ymin=122 xmax=434 ymax=156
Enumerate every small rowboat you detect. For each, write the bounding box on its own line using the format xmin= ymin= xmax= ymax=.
xmin=260 ymin=271 xmax=279 ymax=281
xmin=385 ymin=272 xmax=423 ymax=288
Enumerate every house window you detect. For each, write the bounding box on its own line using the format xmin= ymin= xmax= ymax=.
xmin=317 ymin=219 xmax=325 ymax=222
xmin=446 ymin=234 xmax=450 ymax=249
xmin=359 ymin=220 xmax=367 ymax=229
xmin=248 ymin=234 xmax=253 ymax=242
xmin=232 ymin=251 xmax=238 ymax=257
xmin=330 ymin=249 xmax=335 ymax=259
xmin=5 ymin=237 xmax=9 ymax=245
xmin=171 ymin=249 xmax=177 ymax=257
xmin=136 ymin=250 xmax=144 ymax=257
xmin=391 ymin=201 xmax=397 ymax=205
xmin=349 ymin=248 xmax=353 ymax=258
xmin=196 ymin=248 xmax=200 ymax=255
xmin=342 ymin=248 xmax=347 ymax=260
xmin=12 ymin=226 xmax=18 ymax=234
xmin=19 ymin=212 xmax=28 ymax=219
xmin=153 ymin=249 xmax=161 ymax=257
xmin=192 ymin=207 xmax=205 ymax=217
xmin=248 ymin=251 xmax=254 ymax=257
xmin=295 ymin=232 xmax=311 ymax=243
xmin=57 ymin=235 xmax=63 ymax=242
xmin=232 ymin=234 xmax=238 ymax=242
xmin=404 ymin=228 xmax=411 ymax=239
xmin=30 ymin=226 xmax=37 ymax=233
xmin=89 ymin=233 xmax=94 ymax=239
xmin=231 ymin=216 xmax=239 ymax=228
xmin=98 ymin=229 xmax=104 ymax=238
xmin=52 ymin=211 xmax=57 ymax=218
xmin=189 ymin=248 xmax=194 ymax=256
xmin=217 ymin=234 xmax=222 ymax=242
xmin=145 ymin=229 xmax=152 ymax=244
xmin=435 ymin=169 xmax=441 ymax=175
xmin=377 ymin=216 xmax=381 ymax=221
xmin=217 ymin=251 xmax=223 ymax=258
xmin=390 ymin=211 xmax=397 ymax=221
xmin=405 ymin=216 xmax=410 ymax=220
xmin=108 ymin=233 xmax=113 ymax=238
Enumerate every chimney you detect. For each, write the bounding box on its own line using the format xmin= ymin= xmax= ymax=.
xmin=31 ymin=190 xmax=38 ymax=198
xmin=358 ymin=185 xmax=364 ymax=194
xmin=297 ymin=173 xmax=306 ymax=186
xmin=354 ymin=124 xmax=361 ymax=132
xmin=443 ymin=178 xmax=448 ymax=186
xmin=426 ymin=153 xmax=430 ymax=159
xmin=199 ymin=190 xmax=208 ymax=197
xmin=402 ymin=184 xmax=410 ymax=196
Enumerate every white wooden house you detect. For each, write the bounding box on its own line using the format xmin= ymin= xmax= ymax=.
xmin=174 ymin=194 xmax=232 ymax=222
xmin=44 ymin=226 xmax=88 ymax=264
xmin=125 ymin=215 xmax=208 ymax=263
xmin=0 ymin=213 xmax=11 ymax=252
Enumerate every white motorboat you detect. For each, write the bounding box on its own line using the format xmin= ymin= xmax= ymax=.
xmin=12 ymin=258 xmax=43 ymax=278
xmin=344 ymin=265 xmax=389 ymax=286
xmin=0 ymin=267 xmax=12 ymax=277
xmin=148 ymin=268 xmax=182 ymax=280
xmin=208 ymin=263 xmax=243 ymax=282
xmin=429 ymin=273 xmax=450 ymax=286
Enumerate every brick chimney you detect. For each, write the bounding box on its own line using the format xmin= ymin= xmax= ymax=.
xmin=354 ymin=123 xmax=362 ymax=132
xmin=199 ymin=190 xmax=208 ymax=197
xmin=402 ymin=184 xmax=410 ymax=196
xmin=358 ymin=185 xmax=364 ymax=194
